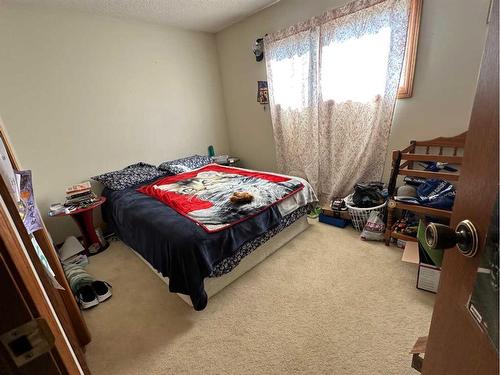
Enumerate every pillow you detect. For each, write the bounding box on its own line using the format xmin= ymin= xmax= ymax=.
xmin=92 ymin=162 xmax=167 ymax=190
xmin=158 ymin=155 xmax=212 ymax=174
xmin=160 ymin=164 xmax=191 ymax=175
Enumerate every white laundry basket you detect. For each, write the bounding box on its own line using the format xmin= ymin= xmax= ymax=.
xmin=344 ymin=194 xmax=387 ymax=232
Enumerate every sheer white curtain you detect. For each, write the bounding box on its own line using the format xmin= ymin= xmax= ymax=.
xmin=264 ymin=28 xmax=320 ymax=190
xmin=265 ymin=0 xmax=410 ymax=203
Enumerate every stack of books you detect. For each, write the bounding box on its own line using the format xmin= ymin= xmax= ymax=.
xmin=65 ymin=181 xmax=96 ymax=208
xmin=48 ymin=181 xmax=97 ymax=216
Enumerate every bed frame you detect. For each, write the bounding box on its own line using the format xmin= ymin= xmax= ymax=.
xmin=131 ymin=215 xmax=310 ymax=306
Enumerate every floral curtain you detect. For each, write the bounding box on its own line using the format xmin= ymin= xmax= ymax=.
xmin=264 ymin=0 xmax=410 ymax=203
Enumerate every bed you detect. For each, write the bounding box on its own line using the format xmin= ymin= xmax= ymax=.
xmin=99 ymin=163 xmax=317 ymax=310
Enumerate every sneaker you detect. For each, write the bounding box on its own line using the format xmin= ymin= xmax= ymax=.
xmin=77 ymin=285 xmax=99 ymax=309
xmin=92 ymin=281 xmax=112 ymax=303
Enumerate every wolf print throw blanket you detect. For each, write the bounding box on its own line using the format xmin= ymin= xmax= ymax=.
xmin=138 ymin=164 xmax=304 ymax=232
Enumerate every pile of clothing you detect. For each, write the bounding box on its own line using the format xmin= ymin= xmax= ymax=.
xmin=59 ymin=236 xmax=113 ymax=310
xmin=394 ymin=177 xmax=456 ymax=210
xmin=391 ymin=161 xmax=457 ymax=210
xmin=350 ymin=182 xmax=387 ymax=208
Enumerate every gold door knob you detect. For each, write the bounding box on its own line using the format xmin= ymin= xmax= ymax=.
xmin=425 ymin=220 xmax=479 ymax=257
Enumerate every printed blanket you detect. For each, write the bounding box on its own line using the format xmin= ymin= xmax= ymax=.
xmin=138 ymin=164 xmax=304 ymax=232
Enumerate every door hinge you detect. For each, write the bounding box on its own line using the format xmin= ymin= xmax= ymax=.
xmin=410 ymin=335 xmax=428 ymax=373
xmin=0 ymin=318 xmax=55 ymax=367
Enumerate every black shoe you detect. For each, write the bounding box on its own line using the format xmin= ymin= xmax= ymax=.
xmin=77 ymin=285 xmax=99 ymax=309
xmin=92 ymin=281 xmax=112 ymax=303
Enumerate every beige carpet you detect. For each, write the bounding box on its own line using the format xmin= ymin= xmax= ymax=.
xmin=83 ymin=220 xmax=434 ymax=375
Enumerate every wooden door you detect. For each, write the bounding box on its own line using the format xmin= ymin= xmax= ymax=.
xmin=0 ymin=120 xmax=91 ymax=373
xmin=422 ymin=1 xmax=499 ymax=374
xmin=0 ymin=199 xmax=82 ymax=374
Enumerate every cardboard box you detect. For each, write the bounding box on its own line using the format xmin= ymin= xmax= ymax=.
xmin=321 ymin=206 xmax=351 ymax=220
xmin=402 ymin=241 xmax=419 ymax=264
xmin=417 ymin=263 xmax=441 ymax=293
xmin=402 ymin=241 xmax=441 ymax=293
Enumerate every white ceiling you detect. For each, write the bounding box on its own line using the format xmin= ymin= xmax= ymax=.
xmin=4 ymin=0 xmax=280 ymax=33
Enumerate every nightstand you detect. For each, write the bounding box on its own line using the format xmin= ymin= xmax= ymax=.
xmin=215 ymin=157 xmax=240 ymax=166
xmin=53 ymin=197 xmax=109 ymax=255
xmin=227 ymin=157 xmax=240 ymax=166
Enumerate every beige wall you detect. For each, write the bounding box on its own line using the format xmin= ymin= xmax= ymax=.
xmin=0 ymin=4 xmax=229 ymax=242
xmin=216 ymin=0 xmax=490 ymax=177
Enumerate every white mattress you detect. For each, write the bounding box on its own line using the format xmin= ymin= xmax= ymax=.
xmin=131 ymin=215 xmax=310 ymax=306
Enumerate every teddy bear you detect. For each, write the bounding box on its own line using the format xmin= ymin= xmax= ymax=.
xmin=229 ymin=191 xmax=254 ymax=204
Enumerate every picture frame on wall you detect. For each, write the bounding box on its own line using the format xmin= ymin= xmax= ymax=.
xmin=257 ymin=81 xmax=269 ymax=104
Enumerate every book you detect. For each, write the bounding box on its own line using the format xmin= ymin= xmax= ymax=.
xmin=65 ymin=193 xmax=96 ymax=205
xmin=66 ymin=190 xmax=92 ymax=200
xmin=66 ymin=181 xmax=91 ymax=195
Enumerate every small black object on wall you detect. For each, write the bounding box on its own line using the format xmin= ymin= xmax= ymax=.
xmin=253 ymin=37 xmax=264 ymax=62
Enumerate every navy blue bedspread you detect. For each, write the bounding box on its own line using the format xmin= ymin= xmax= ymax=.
xmin=101 ymin=183 xmax=285 ymax=311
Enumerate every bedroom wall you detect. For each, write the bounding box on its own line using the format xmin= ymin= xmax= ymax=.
xmin=0 ymin=4 xmax=229 ymax=243
xmin=216 ymin=0 xmax=491 ymax=177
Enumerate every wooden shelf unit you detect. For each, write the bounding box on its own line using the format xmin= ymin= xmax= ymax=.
xmin=390 ymin=230 xmax=418 ymax=243
xmin=384 ymin=132 xmax=467 ymax=246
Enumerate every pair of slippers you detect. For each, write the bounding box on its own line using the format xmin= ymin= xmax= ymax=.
xmin=77 ymin=281 xmax=112 ymax=309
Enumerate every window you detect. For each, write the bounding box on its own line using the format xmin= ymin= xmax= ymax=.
xmin=271 ymin=47 xmax=312 ymax=110
xmin=321 ymin=26 xmax=392 ymax=103
xmin=398 ymin=0 xmax=422 ymax=99
xmin=267 ymin=0 xmax=420 ymax=109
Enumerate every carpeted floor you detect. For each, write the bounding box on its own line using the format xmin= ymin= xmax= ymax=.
xmin=83 ymin=220 xmax=434 ymax=375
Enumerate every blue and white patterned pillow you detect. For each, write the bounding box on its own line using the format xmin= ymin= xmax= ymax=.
xmin=158 ymin=155 xmax=212 ymax=174
xmin=92 ymin=162 xmax=167 ymax=190
xmin=160 ymin=164 xmax=191 ymax=175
